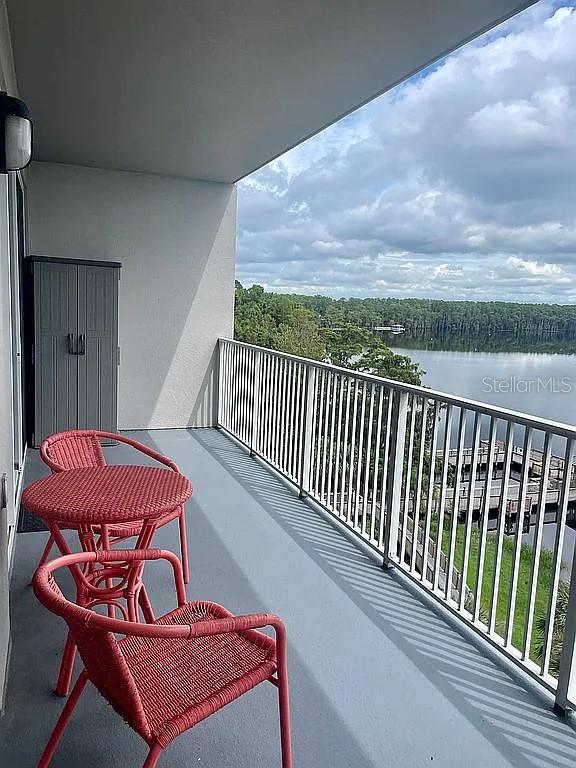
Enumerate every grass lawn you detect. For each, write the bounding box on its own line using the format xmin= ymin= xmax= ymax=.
xmin=432 ymin=517 xmax=563 ymax=665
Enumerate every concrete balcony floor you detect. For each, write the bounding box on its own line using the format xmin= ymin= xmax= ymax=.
xmin=1 ymin=428 xmax=576 ymax=767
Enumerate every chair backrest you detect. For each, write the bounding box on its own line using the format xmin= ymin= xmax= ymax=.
xmin=33 ymin=556 xmax=152 ymax=741
xmin=40 ymin=430 xmax=107 ymax=473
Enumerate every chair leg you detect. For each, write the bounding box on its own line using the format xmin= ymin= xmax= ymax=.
xmin=143 ymin=742 xmax=163 ymax=768
xmin=277 ymin=667 xmax=293 ymax=768
xmin=37 ymin=534 xmax=55 ymax=568
xmin=139 ymin=585 xmax=155 ymax=623
xmin=55 ymin=632 xmax=77 ymax=697
xmin=178 ymin=508 xmax=190 ymax=584
xmin=38 ymin=671 xmax=88 ymax=768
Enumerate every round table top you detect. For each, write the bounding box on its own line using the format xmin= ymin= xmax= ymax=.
xmin=22 ymin=465 xmax=193 ymax=525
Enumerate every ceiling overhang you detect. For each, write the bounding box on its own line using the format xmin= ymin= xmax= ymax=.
xmin=7 ymin=1 xmax=536 ymax=183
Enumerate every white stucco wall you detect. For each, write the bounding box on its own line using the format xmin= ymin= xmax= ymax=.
xmin=28 ymin=161 xmax=236 ymax=430
xmin=0 ymin=0 xmax=18 ymax=708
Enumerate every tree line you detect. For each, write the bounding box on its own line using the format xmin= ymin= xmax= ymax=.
xmin=234 ymin=282 xmax=424 ymax=385
xmin=296 ymin=294 xmax=576 ymax=338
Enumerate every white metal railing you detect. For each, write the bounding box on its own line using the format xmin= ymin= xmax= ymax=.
xmin=217 ymin=338 xmax=576 ymax=711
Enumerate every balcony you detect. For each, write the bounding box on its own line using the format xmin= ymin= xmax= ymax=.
xmin=2 ymin=342 xmax=576 ymax=766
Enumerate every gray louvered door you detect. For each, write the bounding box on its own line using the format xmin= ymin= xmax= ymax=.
xmin=33 ymin=260 xmax=79 ymax=444
xmin=77 ymin=264 xmax=118 ymax=433
xmin=32 ymin=259 xmax=119 ymax=446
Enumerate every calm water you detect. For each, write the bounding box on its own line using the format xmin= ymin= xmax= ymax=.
xmin=392 ymin=346 xmax=576 ymax=563
xmin=392 ymin=347 xmax=576 ymax=427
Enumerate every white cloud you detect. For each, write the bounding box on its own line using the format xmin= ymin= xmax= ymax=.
xmin=237 ymin=2 xmax=576 ymax=303
xmin=506 ymin=256 xmax=567 ymax=279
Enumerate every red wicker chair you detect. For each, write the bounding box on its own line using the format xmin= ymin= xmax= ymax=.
xmin=33 ymin=549 xmax=292 ymax=768
xmin=38 ymin=430 xmax=190 ymax=583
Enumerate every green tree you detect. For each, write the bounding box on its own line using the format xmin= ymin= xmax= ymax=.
xmin=354 ymin=341 xmax=424 ymax=385
xmin=234 ymin=282 xmax=326 ymax=360
xmin=234 ymin=282 xmax=426 ymax=378
xmin=324 ymin=324 xmax=370 ymax=367
xmin=274 ymin=307 xmax=325 ymax=360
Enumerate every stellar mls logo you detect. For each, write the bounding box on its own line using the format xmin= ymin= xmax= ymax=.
xmin=481 ymin=376 xmax=573 ymax=394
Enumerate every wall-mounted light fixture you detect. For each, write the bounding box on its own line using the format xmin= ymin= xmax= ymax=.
xmin=0 ymin=91 xmax=32 ymax=172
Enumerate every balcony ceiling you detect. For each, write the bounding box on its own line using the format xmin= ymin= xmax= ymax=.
xmin=8 ymin=0 xmax=535 ymax=183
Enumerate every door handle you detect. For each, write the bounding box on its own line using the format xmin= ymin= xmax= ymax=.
xmin=77 ymin=333 xmax=86 ymax=355
xmin=67 ymin=333 xmax=75 ymax=355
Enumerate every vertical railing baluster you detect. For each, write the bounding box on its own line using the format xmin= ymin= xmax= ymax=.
xmin=275 ymin=356 xmax=283 ymax=467
xmin=279 ymin=357 xmax=288 ymax=467
xmin=295 ymin=364 xmax=306 ymax=481
xmin=433 ymin=404 xmax=453 ymax=592
xmin=231 ymin=344 xmax=238 ymax=436
xmin=556 ymin=481 xmax=576 ymax=712
xmin=280 ymin=358 xmax=289 ymax=471
xmin=231 ymin=344 xmax=239 ymax=436
xmin=459 ymin=411 xmax=481 ymax=611
xmin=320 ymin=372 xmax=333 ymax=505
xmin=488 ymin=420 xmax=514 ymax=634
xmin=362 ymin=385 xmax=375 ymax=536
xmin=291 ymin=363 xmax=301 ymax=479
xmin=506 ymin=427 xmax=533 ymax=647
xmin=339 ymin=378 xmax=352 ymax=520
xmin=354 ymin=383 xmax=367 ymax=531
xmin=332 ymin=375 xmax=344 ymax=514
xmin=347 ymin=380 xmax=360 ymax=526
xmin=241 ymin=346 xmax=249 ymax=442
xmin=274 ymin=356 xmax=282 ymax=466
xmin=326 ymin=375 xmax=339 ymax=511
xmin=246 ymin=348 xmax=253 ymax=444
xmin=225 ymin=342 xmax=232 ymax=431
xmin=260 ymin=354 xmax=270 ymax=458
xmin=445 ymin=408 xmax=466 ymax=601
xmin=542 ymin=438 xmax=573 ymax=677
xmin=411 ymin=399 xmax=428 ymax=575
xmin=217 ymin=340 xmax=225 ymax=427
xmin=473 ymin=416 xmax=497 ymax=622
xmin=299 ymin=364 xmax=317 ymax=497
xmin=400 ymin=396 xmax=416 ymax=565
xmin=369 ymin=387 xmax=384 ymax=543
xmin=522 ymin=431 xmax=552 ymax=661
xmin=227 ymin=341 xmax=233 ymax=430
xmin=422 ymin=402 xmax=441 ymax=584
xmin=313 ymin=369 xmax=326 ymax=498
xmin=281 ymin=358 xmax=290 ymax=471
xmin=284 ymin=360 xmax=294 ymax=473
xmin=377 ymin=391 xmax=393 ymax=550
xmin=249 ymin=348 xmax=263 ymax=455
xmin=383 ymin=389 xmax=409 ymax=567
xmin=289 ymin=359 xmax=298 ymax=477
xmin=269 ymin=355 xmax=277 ymax=465
xmin=219 ymin=340 xmax=226 ymax=428
xmin=267 ymin=354 xmax=275 ymax=460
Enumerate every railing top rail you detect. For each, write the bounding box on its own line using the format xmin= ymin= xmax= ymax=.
xmin=219 ymin=338 xmax=576 ymax=440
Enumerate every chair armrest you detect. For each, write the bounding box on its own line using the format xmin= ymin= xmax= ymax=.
xmin=49 ymin=550 xmax=286 ymax=661
xmin=95 ymin=431 xmax=180 ymax=471
xmin=179 ymin=609 xmax=288 ymax=675
xmin=107 ymin=552 xmax=284 ymax=639
xmin=184 ymin=611 xmax=285 ymax=639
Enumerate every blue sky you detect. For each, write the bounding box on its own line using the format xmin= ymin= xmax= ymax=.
xmin=236 ymin=2 xmax=576 ymax=303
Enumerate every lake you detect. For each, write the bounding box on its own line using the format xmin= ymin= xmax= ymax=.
xmin=392 ymin=345 xmax=576 ymax=564
xmin=392 ymin=347 xmax=576 ymax=426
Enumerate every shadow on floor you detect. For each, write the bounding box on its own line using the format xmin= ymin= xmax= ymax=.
xmin=188 ymin=428 xmax=576 ymax=768
xmin=3 ymin=446 xmax=378 ymax=767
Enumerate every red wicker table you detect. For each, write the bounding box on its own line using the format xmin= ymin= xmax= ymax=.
xmin=22 ymin=465 xmax=193 ymax=695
